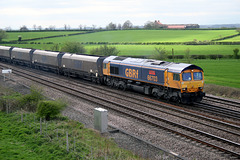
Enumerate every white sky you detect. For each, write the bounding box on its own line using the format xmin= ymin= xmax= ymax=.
xmin=0 ymin=0 xmax=239 ymax=29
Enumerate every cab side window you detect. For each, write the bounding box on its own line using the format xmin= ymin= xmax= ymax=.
xmin=173 ymin=73 xmax=180 ymax=81
xmin=110 ymin=66 xmax=119 ymax=74
xmin=103 ymin=63 xmax=107 ymax=69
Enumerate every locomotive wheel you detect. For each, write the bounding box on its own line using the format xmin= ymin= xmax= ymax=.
xmin=118 ymin=83 xmax=126 ymax=90
xmin=153 ymin=92 xmax=161 ymax=99
xmin=118 ymin=81 xmax=126 ymax=90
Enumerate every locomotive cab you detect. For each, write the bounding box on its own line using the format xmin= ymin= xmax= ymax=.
xmin=180 ymin=69 xmax=205 ymax=103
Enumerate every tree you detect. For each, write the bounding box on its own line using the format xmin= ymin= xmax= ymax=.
xmin=0 ymin=29 xmax=8 ymax=41
xmin=92 ymin=25 xmax=96 ymax=30
xmin=233 ymin=48 xmax=239 ymax=59
xmin=144 ymin=21 xmax=165 ymax=29
xmin=117 ymin=24 xmax=122 ymax=30
xmin=90 ymin=45 xmax=119 ymax=56
xmin=61 ymin=42 xmax=86 ymax=54
xmin=144 ymin=21 xmax=154 ymax=29
xmin=79 ymin=24 xmax=83 ymax=30
xmin=49 ymin=25 xmax=56 ymax=30
xmin=64 ymin=24 xmax=71 ymax=30
xmin=67 ymin=25 xmax=71 ymax=30
xmin=33 ymin=24 xmax=37 ymax=30
xmin=122 ymin=20 xmax=133 ymax=30
xmin=20 ymin=25 xmax=28 ymax=31
xmin=106 ymin=22 xmax=116 ymax=30
xmin=152 ymin=47 xmax=168 ymax=60
xmin=38 ymin=25 xmax=42 ymax=30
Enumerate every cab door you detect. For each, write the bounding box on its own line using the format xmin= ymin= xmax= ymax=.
xmin=103 ymin=62 xmax=110 ymax=76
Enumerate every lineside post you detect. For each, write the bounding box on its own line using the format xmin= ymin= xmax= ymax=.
xmin=94 ymin=108 xmax=108 ymax=133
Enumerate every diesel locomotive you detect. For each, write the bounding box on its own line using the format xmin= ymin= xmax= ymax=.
xmin=0 ymin=45 xmax=205 ymax=103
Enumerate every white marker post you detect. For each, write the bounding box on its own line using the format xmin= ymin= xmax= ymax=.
xmin=2 ymin=69 xmax=12 ymax=81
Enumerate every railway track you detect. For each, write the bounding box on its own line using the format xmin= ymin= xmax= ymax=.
xmin=6 ymin=64 xmax=240 ymax=126
xmin=1 ymin=63 xmax=240 ymax=159
xmin=192 ymin=102 xmax=240 ymax=120
xmin=204 ymin=95 xmax=240 ymax=109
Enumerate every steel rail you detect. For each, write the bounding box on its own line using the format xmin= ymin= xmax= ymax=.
xmin=194 ymin=102 xmax=240 ymax=119
xmin=204 ymin=95 xmax=240 ymax=108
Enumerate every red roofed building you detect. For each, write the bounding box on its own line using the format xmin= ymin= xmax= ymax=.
xmin=155 ymin=20 xmax=163 ymax=25
xmin=167 ymin=25 xmax=186 ymax=29
xmin=154 ymin=20 xmax=199 ymax=29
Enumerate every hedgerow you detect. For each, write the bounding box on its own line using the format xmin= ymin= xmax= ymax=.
xmin=36 ymin=100 xmax=66 ymax=120
xmin=17 ymin=87 xmax=44 ymax=112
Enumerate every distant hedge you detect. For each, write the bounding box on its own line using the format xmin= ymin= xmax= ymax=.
xmin=2 ymin=41 xmax=240 ymax=45
xmin=168 ymin=54 xmax=234 ymax=59
xmin=123 ymin=54 xmax=235 ymax=59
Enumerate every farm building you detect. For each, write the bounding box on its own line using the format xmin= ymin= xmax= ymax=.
xmin=155 ymin=20 xmax=199 ymax=29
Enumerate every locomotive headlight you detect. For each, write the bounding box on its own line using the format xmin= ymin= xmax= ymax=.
xmin=198 ymin=87 xmax=203 ymax=90
xmin=182 ymin=88 xmax=187 ymax=91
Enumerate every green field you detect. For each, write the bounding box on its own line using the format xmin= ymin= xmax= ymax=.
xmin=27 ymin=30 xmax=237 ymax=43
xmin=192 ymin=59 xmax=240 ymax=88
xmin=3 ymin=30 xmax=239 ymax=56
xmin=5 ymin=31 xmax=84 ymax=41
xmin=2 ymin=44 xmax=239 ymax=56
xmin=220 ymin=35 xmax=240 ymax=42
xmin=87 ymin=45 xmax=239 ymax=56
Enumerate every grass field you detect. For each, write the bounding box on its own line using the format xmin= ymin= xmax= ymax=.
xmin=192 ymin=59 xmax=240 ymax=88
xmin=220 ymin=35 xmax=240 ymax=42
xmin=27 ymin=30 xmax=237 ymax=43
xmin=5 ymin=31 xmax=84 ymax=41
xmin=86 ymin=44 xmax=239 ymax=56
xmin=2 ymin=44 xmax=239 ymax=56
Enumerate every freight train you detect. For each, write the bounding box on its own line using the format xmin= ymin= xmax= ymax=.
xmin=0 ymin=45 xmax=205 ymax=103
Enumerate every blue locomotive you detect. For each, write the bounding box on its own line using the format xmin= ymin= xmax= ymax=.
xmin=0 ymin=46 xmax=205 ymax=103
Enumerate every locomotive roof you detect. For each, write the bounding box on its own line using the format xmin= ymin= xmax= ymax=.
xmin=104 ymin=56 xmax=203 ymax=73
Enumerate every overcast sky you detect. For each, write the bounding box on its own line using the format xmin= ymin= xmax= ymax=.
xmin=0 ymin=0 xmax=239 ymax=29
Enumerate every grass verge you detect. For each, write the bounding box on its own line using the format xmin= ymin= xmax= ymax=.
xmin=0 ymin=112 xmax=141 ymax=160
xmin=0 ymin=85 xmax=142 ymax=160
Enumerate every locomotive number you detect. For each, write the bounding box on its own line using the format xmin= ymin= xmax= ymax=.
xmin=125 ymin=68 xmax=139 ymax=79
xmin=147 ymin=75 xmax=158 ymax=82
